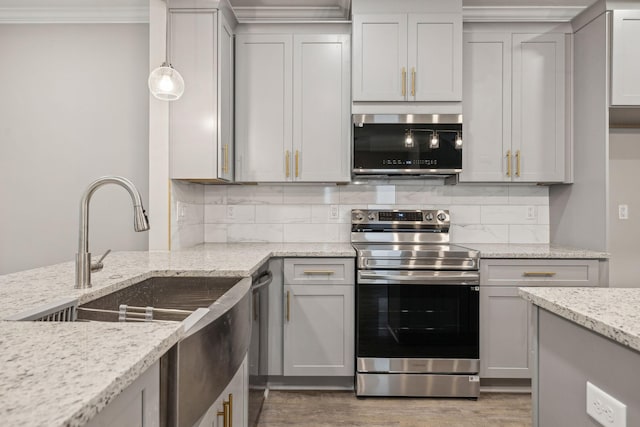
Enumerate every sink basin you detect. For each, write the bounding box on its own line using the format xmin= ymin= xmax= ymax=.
xmin=78 ymin=276 xmax=241 ymax=322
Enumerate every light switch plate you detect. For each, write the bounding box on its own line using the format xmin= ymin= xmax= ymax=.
xmin=587 ymin=382 xmax=627 ymax=427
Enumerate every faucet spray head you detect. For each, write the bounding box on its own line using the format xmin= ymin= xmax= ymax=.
xmin=134 ymin=206 xmax=150 ymax=232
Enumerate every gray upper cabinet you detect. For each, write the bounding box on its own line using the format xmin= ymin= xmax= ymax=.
xmin=235 ymin=34 xmax=351 ymax=183
xmin=460 ymin=30 xmax=567 ymax=183
xmin=169 ymin=10 xmax=234 ymax=181
xmin=352 ymin=13 xmax=462 ymax=102
xmin=611 ymin=10 xmax=640 ymax=106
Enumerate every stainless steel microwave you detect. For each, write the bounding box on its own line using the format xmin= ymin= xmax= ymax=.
xmin=352 ymin=114 xmax=462 ymax=177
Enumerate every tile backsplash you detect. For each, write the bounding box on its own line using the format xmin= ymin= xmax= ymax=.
xmin=171 ymin=181 xmax=550 ymax=247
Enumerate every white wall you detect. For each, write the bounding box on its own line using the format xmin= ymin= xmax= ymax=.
xmin=608 ymin=129 xmax=640 ymax=287
xmin=0 ymin=24 xmax=150 ymax=274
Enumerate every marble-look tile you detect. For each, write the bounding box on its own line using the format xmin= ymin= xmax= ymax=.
xmin=338 ymin=223 xmax=353 ymax=242
xmin=171 ymin=180 xmax=204 ymax=204
xmin=283 ymin=185 xmax=339 ymax=204
xmin=481 ymin=205 xmax=537 ymax=225
xmin=255 ymin=205 xmax=311 ymax=224
xmin=311 ymin=205 xmax=342 ymax=224
xmin=450 ymin=224 xmax=509 ymax=243
xmin=283 ymin=224 xmax=341 ymax=243
xmin=339 ymin=185 xmax=396 ymax=204
xmin=449 ymin=205 xmax=481 ymax=225
xmin=509 ymin=225 xmax=550 ymax=244
xmin=508 ymin=185 xmax=549 ymax=205
xmin=227 ymin=224 xmax=284 ymax=243
xmin=451 ymin=185 xmax=509 ymax=205
xmin=171 ymin=223 xmax=204 ymax=249
xmin=204 ymin=224 xmax=227 ymax=242
xmin=227 ymin=185 xmax=284 ymax=204
xmin=395 ymin=184 xmax=452 ymax=205
xmin=204 ymin=185 xmax=228 ymax=204
xmin=205 ymin=205 xmax=256 ymax=224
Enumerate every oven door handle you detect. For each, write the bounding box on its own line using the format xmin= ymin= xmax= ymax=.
xmin=358 ymin=271 xmax=479 ymax=285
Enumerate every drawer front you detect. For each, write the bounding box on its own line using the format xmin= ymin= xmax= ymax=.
xmin=284 ymin=258 xmax=355 ymax=285
xmin=482 ymin=259 xmax=599 ymax=287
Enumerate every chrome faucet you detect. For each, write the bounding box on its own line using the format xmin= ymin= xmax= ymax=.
xmin=75 ymin=176 xmax=150 ymax=289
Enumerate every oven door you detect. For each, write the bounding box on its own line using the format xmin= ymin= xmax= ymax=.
xmin=357 ymin=270 xmax=479 ymax=373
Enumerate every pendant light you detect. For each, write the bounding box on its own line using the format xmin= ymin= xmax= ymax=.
xmin=148 ymin=8 xmax=184 ymax=101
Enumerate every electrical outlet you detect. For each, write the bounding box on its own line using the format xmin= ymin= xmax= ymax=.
xmin=176 ymin=202 xmax=187 ymax=224
xmin=587 ymin=382 xmax=627 ymax=427
xmin=227 ymin=206 xmax=235 ymax=219
xmin=619 ymin=204 xmax=629 ymax=220
xmin=329 ymin=205 xmax=339 ymax=220
xmin=526 ymin=206 xmax=537 ymax=220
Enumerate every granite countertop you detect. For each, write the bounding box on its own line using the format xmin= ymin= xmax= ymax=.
xmin=519 ymin=287 xmax=640 ymax=353
xmin=465 ymin=244 xmax=609 ymax=259
xmin=0 ymin=242 xmax=354 ymax=427
xmin=0 ymin=321 xmax=183 ymax=427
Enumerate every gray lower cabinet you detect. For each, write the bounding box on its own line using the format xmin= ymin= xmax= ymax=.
xmin=480 ymin=286 xmax=533 ymax=378
xmin=282 ymin=258 xmax=355 ymax=377
xmin=86 ymin=361 xmax=159 ymax=427
xmin=480 ymin=259 xmax=600 ymax=379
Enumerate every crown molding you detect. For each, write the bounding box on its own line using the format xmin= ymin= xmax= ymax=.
xmin=233 ymin=5 xmax=349 ymax=22
xmin=463 ymin=6 xmax=586 ymax=22
xmin=0 ymin=7 xmax=149 ymax=24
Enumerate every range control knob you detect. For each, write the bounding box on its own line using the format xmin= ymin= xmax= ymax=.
xmin=354 ymin=212 xmax=365 ymax=222
xmin=437 ymin=212 xmax=447 ymax=222
xmin=425 ymin=213 xmax=434 ymax=221
xmin=368 ymin=213 xmax=376 ymax=221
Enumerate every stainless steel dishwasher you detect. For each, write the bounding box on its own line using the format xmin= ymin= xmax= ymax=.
xmin=248 ymin=266 xmax=273 ymax=426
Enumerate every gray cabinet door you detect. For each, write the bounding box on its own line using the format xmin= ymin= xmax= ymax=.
xmin=283 ymin=284 xmax=354 ymax=376
xmin=611 ymin=10 xmax=640 ymax=106
xmin=480 ymin=286 xmax=532 ymax=378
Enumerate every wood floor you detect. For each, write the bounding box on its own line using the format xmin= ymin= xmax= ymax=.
xmin=257 ymin=391 xmax=531 ymax=427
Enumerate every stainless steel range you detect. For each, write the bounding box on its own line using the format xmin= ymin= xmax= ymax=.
xmin=352 ymin=209 xmax=480 ymax=398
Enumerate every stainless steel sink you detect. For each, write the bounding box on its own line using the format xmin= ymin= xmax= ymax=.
xmin=77 ymin=276 xmax=241 ymax=322
xmin=81 ymin=275 xmax=254 ymax=427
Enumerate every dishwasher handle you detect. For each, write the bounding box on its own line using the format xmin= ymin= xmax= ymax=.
xmin=252 ymin=271 xmax=273 ymax=293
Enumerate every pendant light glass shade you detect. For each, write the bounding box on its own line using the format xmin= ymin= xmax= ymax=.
xmin=148 ymin=62 xmax=184 ymax=101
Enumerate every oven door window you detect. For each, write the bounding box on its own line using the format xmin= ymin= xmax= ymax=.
xmin=357 ymin=284 xmax=479 ymax=359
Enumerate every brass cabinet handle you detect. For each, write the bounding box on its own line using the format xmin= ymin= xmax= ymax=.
xmin=411 ymin=67 xmax=416 ymax=97
xmin=295 ymin=150 xmax=299 ymax=178
xmin=402 ymin=67 xmax=406 ymax=97
xmin=286 ymin=290 xmax=291 ymax=322
xmin=506 ymin=150 xmax=512 ymax=177
xmin=516 ymin=150 xmax=521 ymax=177
xmin=523 ymin=272 xmax=556 ymax=277
xmin=285 ymin=150 xmax=290 ymax=178
xmin=217 ymin=397 xmax=230 ymax=427
xmin=228 ymin=394 xmax=233 ymax=427
xmin=222 ymin=144 xmax=229 ymax=174
xmin=303 ymin=270 xmax=335 ymax=275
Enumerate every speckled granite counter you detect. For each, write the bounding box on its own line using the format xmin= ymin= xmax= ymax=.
xmin=0 ymin=242 xmax=355 ymax=320
xmin=0 ymin=242 xmax=354 ymax=427
xmin=0 ymin=321 xmax=183 ymax=427
xmin=466 ymin=244 xmax=609 ymax=259
xmin=519 ymin=287 xmax=640 ymax=353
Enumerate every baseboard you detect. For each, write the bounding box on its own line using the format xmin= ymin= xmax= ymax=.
xmin=267 ymin=375 xmax=355 ymax=391
xmin=480 ymin=378 xmax=532 ymax=393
